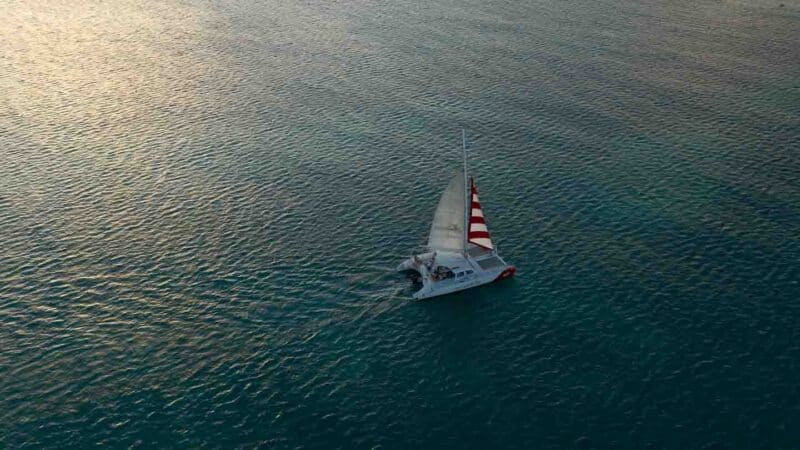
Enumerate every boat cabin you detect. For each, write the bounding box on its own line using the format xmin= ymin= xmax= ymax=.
xmin=454 ymin=268 xmax=474 ymax=279
xmin=431 ymin=265 xmax=475 ymax=283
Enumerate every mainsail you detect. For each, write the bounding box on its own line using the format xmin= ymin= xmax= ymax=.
xmin=467 ymin=177 xmax=494 ymax=250
xmin=427 ymin=171 xmax=466 ymax=253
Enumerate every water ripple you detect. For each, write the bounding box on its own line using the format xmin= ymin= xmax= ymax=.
xmin=1 ymin=0 xmax=799 ymax=448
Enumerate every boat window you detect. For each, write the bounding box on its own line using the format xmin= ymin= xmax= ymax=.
xmin=466 ymin=270 xmax=473 ymax=275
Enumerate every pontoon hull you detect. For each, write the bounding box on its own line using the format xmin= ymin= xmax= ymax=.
xmin=397 ymin=252 xmax=515 ymax=300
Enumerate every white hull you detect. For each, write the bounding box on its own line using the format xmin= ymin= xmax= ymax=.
xmin=397 ymin=251 xmax=515 ymax=300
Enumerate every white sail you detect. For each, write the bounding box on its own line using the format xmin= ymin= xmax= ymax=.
xmin=427 ymin=171 xmax=466 ymax=253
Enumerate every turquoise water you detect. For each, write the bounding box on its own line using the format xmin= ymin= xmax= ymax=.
xmin=1 ymin=0 xmax=799 ymax=447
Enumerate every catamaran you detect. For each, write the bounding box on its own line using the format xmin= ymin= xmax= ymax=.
xmin=397 ymin=130 xmax=515 ymax=299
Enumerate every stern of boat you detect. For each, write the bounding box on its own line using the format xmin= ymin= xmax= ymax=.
xmin=396 ymin=257 xmax=416 ymax=272
xmin=396 ymin=252 xmax=434 ymax=272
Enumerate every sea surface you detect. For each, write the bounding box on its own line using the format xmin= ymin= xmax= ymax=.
xmin=1 ymin=0 xmax=799 ymax=448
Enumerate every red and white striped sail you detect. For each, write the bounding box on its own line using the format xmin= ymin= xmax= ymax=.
xmin=468 ymin=177 xmax=494 ymax=250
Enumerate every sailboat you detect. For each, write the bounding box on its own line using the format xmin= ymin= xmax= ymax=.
xmin=397 ymin=130 xmax=515 ymax=299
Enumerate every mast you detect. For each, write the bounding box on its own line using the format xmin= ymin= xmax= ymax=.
xmin=462 ymin=128 xmax=468 ymax=255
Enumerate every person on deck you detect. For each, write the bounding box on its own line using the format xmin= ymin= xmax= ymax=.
xmin=425 ymin=252 xmax=436 ymax=272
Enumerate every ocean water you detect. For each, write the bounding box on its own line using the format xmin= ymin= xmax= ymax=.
xmin=1 ymin=0 xmax=799 ymax=448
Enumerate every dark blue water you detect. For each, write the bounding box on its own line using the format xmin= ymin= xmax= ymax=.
xmin=1 ymin=0 xmax=799 ymax=448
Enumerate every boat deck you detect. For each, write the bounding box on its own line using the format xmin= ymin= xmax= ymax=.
xmin=475 ymin=255 xmax=505 ymax=270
